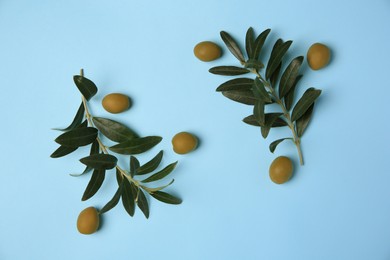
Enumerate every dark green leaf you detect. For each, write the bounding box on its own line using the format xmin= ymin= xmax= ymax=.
xmin=141 ymin=162 xmax=178 ymax=183
xmin=136 ymin=151 xmax=163 ymax=175
xmin=296 ymin=103 xmax=315 ymax=137
xmin=269 ymin=138 xmax=293 ymax=153
xmin=260 ymin=113 xmax=284 ymax=138
xmin=53 ymin=102 xmax=85 ymax=131
xmin=220 ymin=31 xmax=245 ymax=63
xmin=146 ymin=179 xmax=175 ymax=193
xmin=209 ymin=66 xmax=249 ymax=76
xmin=253 ymin=100 xmax=265 ymax=126
xmin=150 ymin=191 xmax=182 ymax=205
xmin=80 ymin=153 xmax=118 ymax=170
xmin=252 ymin=77 xmax=271 ymax=103
xmin=222 ymin=90 xmax=257 ymax=105
xmin=284 ymin=75 xmax=303 ymax=111
xmin=270 ymin=61 xmax=282 ymax=88
xmin=92 ymin=117 xmax=138 ymax=143
xmin=245 ymin=27 xmax=254 ymax=59
xmin=109 ymin=136 xmax=162 ymax=155
xmin=55 ymin=127 xmax=97 ymax=147
xmin=253 ymin=28 xmax=271 ymax=60
xmin=244 ymin=59 xmax=264 ymax=71
xmin=279 ymin=56 xmax=304 ymax=99
xmin=136 ymin=189 xmax=149 ymax=219
xmin=291 ymin=88 xmax=321 ymax=122
xmin=99 ymin=182 xmax=123 ymax=214
xmin=216 ymin=78 xmax=254 ymax=92
xmin=266 ymin=40 xmax=292 ymax=80
xmin=50 ymin=145 xmax=78 ymax=158
xmin=81 ymin=169 xmax=105 ymax=201
xmin=130 ymin=156 xmax=140 ymax=177
xmin=73 ymin=75 xmax=98 ymax=101
xmin=70 ymin=140 xmax=100 ymax=177
xmin=116 ymin=168 xmax=124 ymax=186
xmin=243 ymin=114 xmax=287 ymax=127
xmin=121 ymin=178 xmax=136 ymax=217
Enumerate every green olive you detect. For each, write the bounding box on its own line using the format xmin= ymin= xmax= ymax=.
xmin=172 ymin=132 xmax=198 ymax=154
xmin=194 ymin=41 xmax=222 ymax=62
xmin=102 ymin=93 xmax=130 ymax=114
xmin=307 ymin=43 xmax=331 ymax=70
xmin=269 ymin=156 xmax=293 ymax=184
xmin=77 ymin=207 xmax=100 ymax=235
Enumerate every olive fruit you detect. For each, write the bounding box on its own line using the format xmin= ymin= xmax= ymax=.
xmin=172 ymin=132 xmax=198 ymax=154
xmin=194 ymin=41 xmax=222 ymax=62
xmin=77 ymin=207 xmax=100 ymax=235
xmin=269 ymin=156 xmax=293 ymax=184
xmin=307 ymin=43 xmax=331 ymax=70
xmin=102 ymin=93 xmax=131 ymax=114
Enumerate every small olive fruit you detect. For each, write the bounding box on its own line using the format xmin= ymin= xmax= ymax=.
xmin=269 ymin=156 xmax=293 ymax=184
xmin=102 ymin=93 xmax=130 ymax=114
xmin=77 ymin=207 xmax=100 ymax=235
xmin=172 ymin=132 xmax=198 ymax=154
xmin=194 ymin=41 xmax=222 ymax=62
xmin=307 ymin=43 xmax=331 ymax=70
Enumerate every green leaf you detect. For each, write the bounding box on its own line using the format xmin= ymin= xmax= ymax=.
xmin=144 ymin=179 xmax=175 ymax=193
xmin=136 ymin=151 xmax=163 ymax=175
xmin=80 ymin=153 xmax=118 ymax=170
xmin=130 ymin=156 xmax=140 ymax=177
xmin=73 ymin=75 xmax=98 ymax=101
xmin=150 ymin=191 xmax=182 ymax=205
xmin=220 ymin=31 xmax=245 ymax=63
xmin=270 ymin=61 xmax=282 ymax=87
xmin=99 ymin=182 xmax=123 ymax=214
xmin=222 ymin=90 xmax=257 ymax=105
xmin=245 ymin=27 xmax=254 ymax=59
xmin=50 ymin=146 xmax=78 ymax=158
xmin=279 ymin=56 xmax=304 ymax=99
xmin=269 ymin=138 xmax=293 ymax=153
xmin=209 ymin=66 xmax=249 ymax=76
xmin=253 ymin=100 xmax=265 ymax=126
xmin=81 ymin=169 xmax=105 ymax=201
xmin=121 ymin=178 xmax=136 ymax=217
xmin=266 ymin=40 xmax=292 ymax=80
xmin=141 ymin=161 xmax=178 ymax=183
xmin=53 ymin=102 xmax=85 ymax=131
xmin=252 ymin=77 xmax=271 ymax=103
xmin=244 ymin=59 xmax=264 ymax=71
xmin=55 ymin=127 xmax=97 ymax=147
xmin=243 ymin=114 xmax=287 ymax=127
xmin=116 ymin=168 xmax=124 ymax=186
xmin=136 ymin=189 xmax=149 ymax=219
xmin=284 ymin=75 xmax=303 ymax=111
xmin=109 ymin=136 xmax=162 ymax=155
xmin=253 ymin=28 xmax=271 ymax=60
xmin=296 ymin=103 xmax=315 ymax=137
xmin=260 ymin=113 xmax=284 ymax=138
xmin=216 ymin=78 xmax=254 ymax=92
xmin=70 ymin=140 xmax=99 ymax=177
xmin=291 ymin=88 xmax=321 ymax=122
xmin=92 ymin=117 xmax=138 ymax=143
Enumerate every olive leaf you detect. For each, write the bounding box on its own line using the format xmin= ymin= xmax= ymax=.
xmin=253 ymin=100 xmax=265 ymax=126
xmin=81 ymin=169 xmax=106 ymax=201
xmin=73 ymin=75 xmax=98 ymax=101
xmin=109 ymin=136 xmax=162 ymax=155
xmin=209 ymin=66 xmax=250 ymax=76
xmin=296 ymin=103 xmax=315 ymax=137
xmin=245 ymin=27 xmax=255 ymax=59
xmin=55 ymin=127 xmax=97 ymax=147
xmin=100 ymin=182 xmax=123 ymax=214
xmin=279 ymin=56 xmax=304 ymax=99
xmin=50 ymin=146 xmax=78 ymax=158
xmin=150 ymin=191 xmax=182 ymax=205
xmin=284 ymin=75 xmax=303 ymax=111
xmin=252 ymin=77 xmax=272 ymax=103
xmin=269 ymin=138 xmax=293 ymax=153
xmin=266 ymin=39 xmax=292 ymax=80
xmin=216 ymin=78 xmax=254 ymax=92
xmin=136 ymin=150 xmax=163 ymax=175
xmin=121 ymin=178 xmax=136 ymax=217
xmin=220 ymin=31 xmax=245 ymax=63
xmin=243 ymin=114 xmax=287 ymax=127
xmin=53 ymin=102 xmax=85 ymax=132
xmin=252 ymin=28 xmax=271 ymax=61
xmin=141 ymin=161 xmax=178 ymax=183
xmin=70 ymin=140 xmax=99 ymax=177
xmin=146 ymin=179 xmax=175 ymax=193
xmin=80 ymin=153 xmax=118 ymax=170
xmin=92 ymin=117 xmax=138 ymax=143
xmin=222 ymin=90 xmax=257 ymax=105
xmin=260 ymin=113 xmax=284 ymax=138
xmin=291 ymin=88 xmax=321 ymax=122
xmin=136 ymin=189 xmax=149 ymax=219
xmin=130 ymin=156 xmax=140 ymax=177
xmin=244 ymin=59 xmax=264 ymax=71
xmin=270 ymin=62 xmax=282 ymax=87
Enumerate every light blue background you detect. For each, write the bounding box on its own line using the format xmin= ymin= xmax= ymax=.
xmin=1 ymin=1 xmax=389 ymax=259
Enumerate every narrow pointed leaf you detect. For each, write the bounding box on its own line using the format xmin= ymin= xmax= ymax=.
xmin=53 ymin=102 xmax=85 ymax=131
xmin=144 ymin=179 xmax=175 ymax=193
xmin=260 ymin=113 xmax=284 ymax=138
xmin=150 ymin=191 xmax=182 ymax=205
xmin=130 ymin=156 xmax=140 ymax=177
xmin=136 ymin=151 xmax=163 ymax=175
xmin=252 ymin=77 xmax=271 ymax=103
xmin=50 ymin=145 xmax=78 ymax=158
xmin=216 ymin=78 xmax=254 ymax=92
xmin=269 ymin=138 xmax=293 ymax=153
xmin=99 ymin=182 xmax=123 ymax=214
xmin=243 ymin=115 xmax=287 ymax=128
xmin=220 ymin=31 xmax=245 ymax=62
xmin=81 ymin=169 xmax=105 ymax=201
xmin=55 ymin=127 xmax=97 ymax=147
xmin=266 ymin=40 xmax=293 ymax=80
xmin=245 ymin=27 xmax=254 ymax=59
xmin=109 ymin=136 xmax=162 ymax=155
xmin=296 ymin=103 xmax=315 ymax=137
xmin=141 ymin=162 xmax=178 ymax=183
xmin=80 ymin=153 xmax=118 ymax=170
xmin=70 ymin=140 xmax=100 ymax=177
xmin=253 ymin=28 xmax=271 ymax=60
xmin=244 ymin=59 xmax=264 ymax=70
xmin=136 ymin=189 xmax=149 ymax=219
xmin=291 ymin=88 xmax=321 ymax=122
xmin=121 ymin=179 xmax=136 ymax=217
xmin=222 ymin=90 xmax=257 ymax=105
xmin=279 ymin=56 xmax=304 ymax=98
xmin=92 ymin=117 xmax=138 ymax=143
xmin=73 ymin=75 xmax=97 ymax=101
xmin=116 ymin=168 xmax=124 ymax=186
xmin=253 ymin=100 xmax=265 ymax=126
xmin=270 ymin=61 xmax=282 ymax=87
xmin=284 ymin=75 xmax=303 ymax=111
xmin=209 ymin=66 xmax=249 ymax=76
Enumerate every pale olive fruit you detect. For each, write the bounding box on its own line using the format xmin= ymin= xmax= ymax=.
xmin=194 ymin=41 xmax=222 ymax=62
xmin=77 ymin=207 xmax=100 ymax=235
xmin=102 ymin=93 xmax=130 ymax=114
xmin=307 ymin=43 xmax=331 ymax=70
xmin=172 ymin=132 xmax=198 ymax=154
xmin=269 ymin=156 xmax=293 ymax=184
